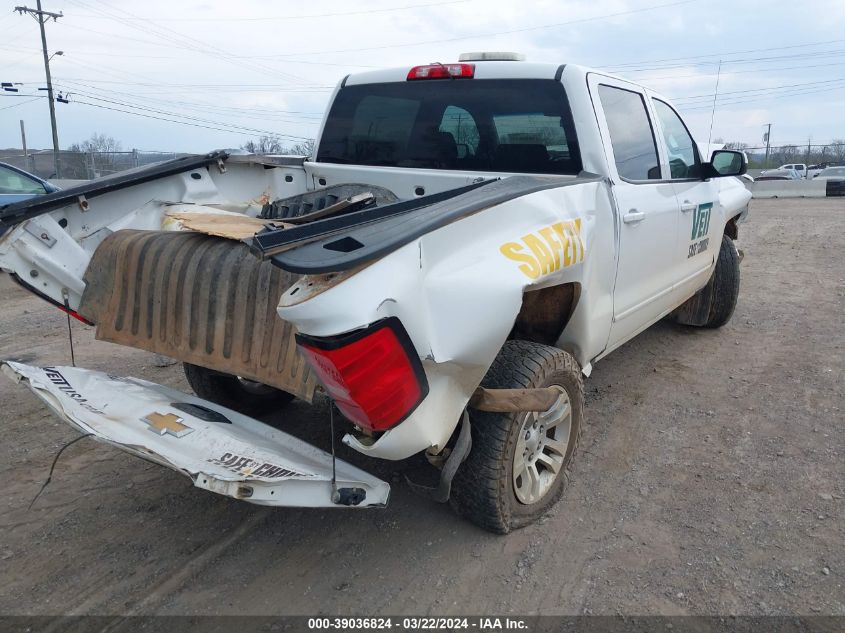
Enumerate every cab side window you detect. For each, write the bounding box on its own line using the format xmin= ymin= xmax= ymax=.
xmin=598 ymin=85 xmax=660 ymax=181
xmin=652 ymin=99 xmax=701 ymax=179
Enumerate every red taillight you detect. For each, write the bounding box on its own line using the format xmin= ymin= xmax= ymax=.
xmin=407 ymin=63 xmax=474 ymax=80
xmin=296 ymin=318 xmax=428 ymax=432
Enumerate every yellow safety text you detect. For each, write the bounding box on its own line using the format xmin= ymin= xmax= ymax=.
xmin=499 ymin=219 xmax=585 ymax=280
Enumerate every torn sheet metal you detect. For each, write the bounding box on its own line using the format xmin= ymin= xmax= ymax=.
xmin=2 ymin=362 xmax=390 ymax=508
xmin=79 ymin=229 xmax=317 ymax=401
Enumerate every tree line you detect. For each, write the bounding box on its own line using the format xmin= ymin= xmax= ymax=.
xmin=715 ymin=138 xmax=845 ymax=168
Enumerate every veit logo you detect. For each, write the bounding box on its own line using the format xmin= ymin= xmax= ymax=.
xmin=691 ymin=202 xmax=712 ymax=241
xmin=42 ymin=367 xmax=105 ymax=415
xmin=687 ymin=202 xmax=713 ymax=258
xmin=500 ymin=218 xmax=585 ymax=280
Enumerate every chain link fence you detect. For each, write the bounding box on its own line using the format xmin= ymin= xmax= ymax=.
xmin=0 ymin=150 xmax=187 ymax=180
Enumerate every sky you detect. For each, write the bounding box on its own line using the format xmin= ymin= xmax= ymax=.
xmin=0 ymin=0 xmax=843 ymax=154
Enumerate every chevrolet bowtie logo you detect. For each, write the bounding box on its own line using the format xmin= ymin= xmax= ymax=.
xmin=142 ymin=412 xmax=194 ymax=438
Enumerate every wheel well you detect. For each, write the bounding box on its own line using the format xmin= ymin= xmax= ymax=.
xmin=508 ymin=283 xmax=580 ymax=346
xmin=725 ymin=215 xmax=740 ymax=240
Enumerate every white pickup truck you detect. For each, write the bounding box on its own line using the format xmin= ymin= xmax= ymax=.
xmin=0 ymin=54 xmax=750 ymax=533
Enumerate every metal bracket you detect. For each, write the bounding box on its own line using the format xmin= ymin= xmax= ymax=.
xmin=216 ymin=158 xmax=227 ymax=174
xmin=406 ymin=411 xmax=472 ymax=503
xmin=469 ymin=386 xmax=560 ymax=412
xmin=77 ymin=194 xmax=89 ymax=212
xmin=24 ymin=220 xmax=56 ymax=247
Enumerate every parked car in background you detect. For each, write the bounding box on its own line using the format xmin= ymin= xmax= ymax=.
xmin=807 ymin=164 xmax=825 ymax=179
xmin=0 ymin=162 xmax=60 ymax=206
xmin=775 ymin=163 xmax=807 ymax=177
xmin=757 ymin=168 xmax=803 ymax=181
xmin=812 ymin=166 xmax=845 ymax=180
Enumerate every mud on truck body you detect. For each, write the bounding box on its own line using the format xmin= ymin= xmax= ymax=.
xmin=0 ymin=56 xmax=750 ymax=533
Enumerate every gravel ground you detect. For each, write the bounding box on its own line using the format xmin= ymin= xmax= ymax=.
xmin=0 ymin=198 xmax=842 ymax=617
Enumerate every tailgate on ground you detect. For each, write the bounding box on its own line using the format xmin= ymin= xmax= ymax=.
xmin=2 ymin=362 xmax=390 ymax=508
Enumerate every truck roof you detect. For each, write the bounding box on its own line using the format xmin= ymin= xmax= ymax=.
xmin=341 ymin=59 xmax=665 ymax=101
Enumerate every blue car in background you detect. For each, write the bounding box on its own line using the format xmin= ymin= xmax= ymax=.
xmin=0 ymin=161 xmax=60 ymax=206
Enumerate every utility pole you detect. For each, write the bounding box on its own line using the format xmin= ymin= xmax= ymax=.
xmin=763 ymin=123 xmax=772 ymax=169
xmin=15 ymin=2 xmax=63 ymax=178
xmin=20 ymin=120 xmax=29 ymax=170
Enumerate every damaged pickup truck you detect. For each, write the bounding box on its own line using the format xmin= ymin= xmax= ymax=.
xmin=0 ymin=54 xmax=751 ymax=533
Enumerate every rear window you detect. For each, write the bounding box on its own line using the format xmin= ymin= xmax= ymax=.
xmin=317 ymin=79 xmax=582 ymax=175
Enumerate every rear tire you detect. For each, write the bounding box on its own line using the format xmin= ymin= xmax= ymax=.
xmin=183 ymin=363 xmax=294 ymax=416
xmin=450 ymin=340 xmax=584 ymax=534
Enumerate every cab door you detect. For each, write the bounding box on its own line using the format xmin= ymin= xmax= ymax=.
xmin=648 ymin=96 xmax=720 ymax=304
xmin=588 ymin=75 xmax=683 ymax=350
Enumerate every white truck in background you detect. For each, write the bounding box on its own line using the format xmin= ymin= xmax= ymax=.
xmin=0 ymin=53 xmax=751 ymax=533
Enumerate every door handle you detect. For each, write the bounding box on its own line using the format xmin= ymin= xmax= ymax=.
xmin=623 ymin=210 xmax=645 ymax=224
xmin=680 ymin=200 xmax=697 ymax=213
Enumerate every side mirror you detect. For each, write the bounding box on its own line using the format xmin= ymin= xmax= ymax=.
xmin=706 ymin=150 xmax=747 ymax=177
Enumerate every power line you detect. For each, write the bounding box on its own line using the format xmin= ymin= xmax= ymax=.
xmin=609 ymin=48 xmax=845 ymax=73
xmin=14 ymin=78 xmax=334 ymax=93
xmin=66 ymin=0 xmax=310 ymax=86
xmin=670 ymin=77 xmax=845 ymax=102
xmin=61 ymin=90 xmax=314 ymax=139
xmin=678 ymin=84 xmax=845 ymax=111
xmin=0 ymin=50 xmax=42 ymax=72
xmin=0 ymin=45 xmax=379 ymax=67
xmin=641 ymin=60 xmax=845 ymax=82
xmin=54 ymin=81 xmax=324 ymax=126
xmin=71 ymin=99 xmax=311 ymax=139
xmin=0 ymin=96 xmax=43 ymax=110
xmin=597 ymin=37 xmax=845 ymax=69
xmin=55 ymin=79 xmax=324 ymax=117
xmin=249 ymin=0 xmax=701 ymax=57
xmin=71 ymin=0 xmax=469 ymax=22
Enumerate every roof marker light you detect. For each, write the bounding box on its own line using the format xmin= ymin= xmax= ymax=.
xmin=458 ymin=51 xmax=525 ymax=62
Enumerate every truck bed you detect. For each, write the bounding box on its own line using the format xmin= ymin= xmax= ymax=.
xmin=256 ymin=173 xmax=602 ymax=274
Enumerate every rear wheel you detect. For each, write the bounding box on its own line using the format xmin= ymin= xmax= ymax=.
xmin=450 ymin=340 xmax=584 ymax=534
xmin=183 ymin=363 xmax=294 ymax=416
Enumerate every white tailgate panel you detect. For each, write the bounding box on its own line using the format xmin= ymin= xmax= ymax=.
xmin=2 ymin=362 xmax=389 ymax=508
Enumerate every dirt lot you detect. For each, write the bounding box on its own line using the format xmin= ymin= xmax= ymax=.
xmin=0 ymin=198 xmax=842 ymax=617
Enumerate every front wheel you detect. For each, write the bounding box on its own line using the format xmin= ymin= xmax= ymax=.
xmin=674 ymin=234 xmax=740 ymax=329
xmin=450 ymin=340 xmax=584 ymax=534
xmin=703 ymin=234 xmax=741 ymax=328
